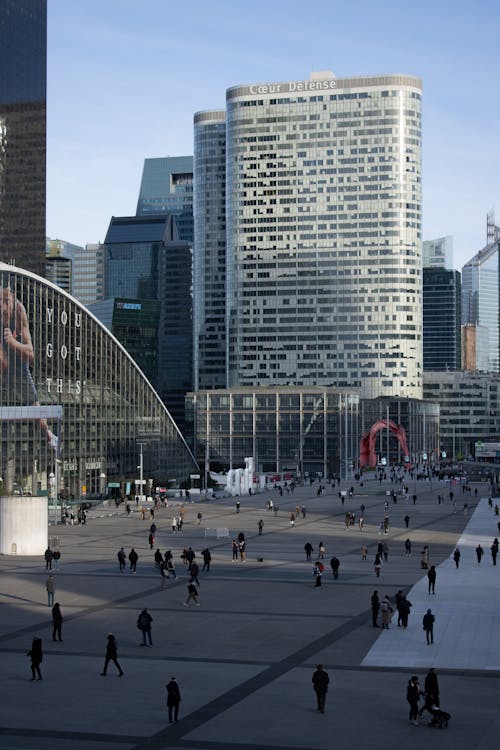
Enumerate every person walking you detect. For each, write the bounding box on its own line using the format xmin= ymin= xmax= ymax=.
xmin=330 ymin=556 xmax=340 ymax=580
xmin=44 ymin=547 xmax=53 ymax=570
xmin=100 ymin=633 xmax=124 ymax=676
xmin=239 ymin=539 xmax=246 ymax=562
xmin=371 ymin=590 xmax=380 ymax=627
xmin=380 ymin=595 xmax=393 ymax=629
xmin=399 ymin=595 xmax=412 ymax=628
xmin=405 ymin=538 xmax=412 ymax=555
xmin=423 ymin=608 xmax=435 ymax=644
xmin=258 ymin=519 xmax=264 ymax=535
xmin=318 ymin=542 xmax=326 ymax=559
xmin=231 ymin=539 xmax=239 ymax=561
xmin=154 ymin=548 xmax=163 ymax=569
xmin=374 ymin=552 xmax=382 ymax=578
xmin=304 ymin=542 xmax=313 ymax=562
xmin=129 ymin=548 xmax=138 ymax=574
xmin=453 ymin=548 xmax=461 ymax=568
xmin=313 ymin=561 xmax=324 ymax=587
xmin=202 ymin=548 xmax=211 ymax=572
xmin=51 ymin=602 xmax=63 ymax=641
xmin=476 ymin=544 xmax=484 ymax=563
xmin=172 ymin=516 xmax=177 ymax=533
xmin=427 ymin=565 xmax=437 ymax=594
xmin=491 ymin=538 xmax=499 ymax=565
xmin=421 ymin=545 xmax=430 ymax=569
xmin=422 ymin=667 xmax=440 ymax=709
xmin=46 ymin=575 xmax=55 ymax=607
xmin=166 ymin=676 xmax=181 ymax=723
xmin=406 ymin=675 xmax=421 ymax=725
xmin=137 ymin=608 xmax=153 ymax=646
xmin=117 ymin=547 xmax=126 ymax=572
xmin=52 ymin=549 xmax=61 ymax=571
xmin=148 ymin=531 xmax=155 ymax=550
xmin=236 ymin=501 xmax=240 ymax=513
xmin=311 ymin=664 xmax=329 ymax=714
xmin=27 ymin=637 xmax=43 ymax=681
xmin=404 ymin=514 xmax=410 ymax=528
xmin=189 ymin=561 xmax=200 ymax=586
xmin=361 ymin=544 xmax=368 ymax=560
xmin=184 ymin=582 xmax=200 ymax=607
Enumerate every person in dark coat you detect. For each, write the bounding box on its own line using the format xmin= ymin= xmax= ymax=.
xmin=453 ymin=548 xmax=461 ymax=568
xmin=312 ymin=664 xmax=329 ymax=713
xmin=202 ymin=548 xmax=211 ymax=572
xmin=27 ymin=637 xmax=43 ymax=680
xmin=100 ymin=633 xmax=124 ymax=676
xmin=51 ymin=602 xmax=63 ymax=641
xmin=189 ymin=561 xmax=200 ymax=586
xmin=491 ymin=539 xmax=499 ymax=565
xmin=406 ymin=675 xmax=421 ymax=725
xmin=117 ymin=547 xmax=126 ymax=572
xmin=423 ymin=667 xmax=440 ymax=707
xmin=129 ymin=548 xmax=138 ymax=574
xmin=423 ymin=609 xmax=435 ymax=644
xmin=166 ymin=676 xmax=181 ymax=722
xmin=399 ymin=595 xmax=412 ymax=628
xmin=313 ymin=561 xmax=323 ymax=587
xmin=371 ymin=590 xmax=380 ymax=627
xmin=304 ymin=542 xmax=313 ymax=561
xmin=330 ymin=556 xmax=340 ymax=579
xmin=137 ymin=608 xmax=153 ymax=646
xmin=427 ymin=565 xmax=437 ymax=594
xmin=476 ymin=544 xmax=484 ymax=563
xmin=44 ymin=547 xmax=53 ymax=570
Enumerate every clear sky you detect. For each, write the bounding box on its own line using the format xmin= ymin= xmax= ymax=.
xmin=47 ymin=0 xmax=500 ymax=270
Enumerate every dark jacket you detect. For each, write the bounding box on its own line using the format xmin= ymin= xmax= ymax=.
xmin=52 ymin=603 xmax=63 ymax=625
xmin=106 ymin=635 xmax=118 ymax=658
xmin=137 ymin=610 xmax=152 ymax=632
xmin=423 ymin=612 xmax=435 ymax=630
xmin=312 ymin=667 xmax=329 ymax=694
xmin=166 ymin=679 xmax=181 ymax=705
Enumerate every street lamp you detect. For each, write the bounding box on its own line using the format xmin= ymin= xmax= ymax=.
xmin=99 ymin=472 xmax=106 ymax=500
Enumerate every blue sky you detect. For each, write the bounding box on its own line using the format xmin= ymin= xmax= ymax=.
xmin=47 ymin=0 xmax=500 ymax=269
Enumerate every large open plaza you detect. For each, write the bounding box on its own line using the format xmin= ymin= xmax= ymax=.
xmin=1 ymin=474 xmax=499 ymax=750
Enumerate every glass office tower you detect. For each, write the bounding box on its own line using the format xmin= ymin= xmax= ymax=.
xmin=224 ymin=72 xmax=422 ymax=399
xmin=0 ymin=0 xmax=46 ymax=276
xmin=136 ymin=156 xmax=194 ymax=243
xmin=462 ymin=239 xmax=500 ymax=372
xmin=193 ymin=110 xmax=227 ymax=391
xmin=423 ymin=268 xmax=461 ymax=371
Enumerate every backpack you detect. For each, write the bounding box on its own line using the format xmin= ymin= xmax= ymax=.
xmin=137 ymin=612 xmax=149 ymax=629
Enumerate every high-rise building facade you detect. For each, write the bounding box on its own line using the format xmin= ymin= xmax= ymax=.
xmin=461 ymin=237 xmax=499 ymax=372
xmin=104 ymin=214 xmax=192 ymax=428
xmin=136 ymin=156 xmax=194 ymax=242
xmin=422 ymin=235 xmax=453 ymax=269
xmin=217 ymin=71 xmax=422 ymax=399
xmin=0 ymin=0 xmax=46 ymax=276
xmin=193 ymin=110 xmax=226 ymax=390
xmin=423 ymin=268 xmax=461 ymax=370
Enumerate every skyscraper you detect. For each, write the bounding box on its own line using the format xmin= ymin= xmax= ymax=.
xmin=136 ymin=156 xmax=194 ymax=242
xmin=195 ymin=72 xmax=423 ymax=399
xmin=0 ymin=0 xmax=46 ymax=276
xmin=423 ymin=267 xmax=461 ymax=370
xmin=461 ymin=219 xmax=500 ymax=373
xmin=193 ymin=110 xmax=226 ymax=390
xmin=423 ymin=236 xmax=453 ymax=269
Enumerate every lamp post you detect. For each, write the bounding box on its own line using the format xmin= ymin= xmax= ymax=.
xmin=48 ymin=471 xmax=56 ymax=525
xmin=99 ymin=472 xmax=106 ymax=501
xmin=137 ymin=442 xmax=145 ymax=503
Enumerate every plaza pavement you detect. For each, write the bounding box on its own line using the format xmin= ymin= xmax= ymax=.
xmin=0 ymin=474 xmax=499 ymax=750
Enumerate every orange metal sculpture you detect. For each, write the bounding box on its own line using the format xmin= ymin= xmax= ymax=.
xmin=359 ymin=419 xmax=410 ymax=469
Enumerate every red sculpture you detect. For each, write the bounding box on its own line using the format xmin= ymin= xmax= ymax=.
xmin=359 ymin=419 xmax=410 ymax=469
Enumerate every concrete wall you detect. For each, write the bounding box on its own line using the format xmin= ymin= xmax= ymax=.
xmin=0 ymin=496 xmax=48 ymax=555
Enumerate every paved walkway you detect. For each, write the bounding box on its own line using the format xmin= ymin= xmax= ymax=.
xmin=0 ymin=476 xmax=499 ymax=749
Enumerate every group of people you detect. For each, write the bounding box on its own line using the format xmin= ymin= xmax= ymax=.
xmin=371 ymin=590 xmax=435 ymax=643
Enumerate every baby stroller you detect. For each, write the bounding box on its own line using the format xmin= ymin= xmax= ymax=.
xmin=429 ymin=707 xmax=451 ymax=728
xmin=420 ymin=695 xmax=450 ymax=728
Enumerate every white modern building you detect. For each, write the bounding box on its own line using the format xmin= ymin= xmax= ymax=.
xmin=194 ymin=71 xmax=423 ymax=400
xmin=423 ymin=235 xmax=453 ymax=269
